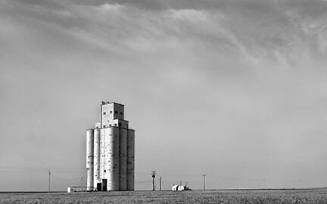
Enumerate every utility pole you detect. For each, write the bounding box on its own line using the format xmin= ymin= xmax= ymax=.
xmin=159 ymin=176 xmax=162 ymax=191
xmin=202 ymin=174 xmax=206 ymax=191
xmin=80 ymin=176 xmax=83 ymax=187
xmin=48 ymin=169 xmax=51 ymax=193
xmin=152 ymin=171 xmax=156 ymax=191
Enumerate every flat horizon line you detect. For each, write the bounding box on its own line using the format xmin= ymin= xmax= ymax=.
xmin=1 ymin=187 xmax=327 ymax=194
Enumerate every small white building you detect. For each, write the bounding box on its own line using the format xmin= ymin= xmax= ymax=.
xmin=172 ymin=185 xmax=191 ymax=191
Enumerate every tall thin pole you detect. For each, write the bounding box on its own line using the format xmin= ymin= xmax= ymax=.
xmin=152 ymin=171 xmax=156 ymax=191
xmin=48 ymin=169 xmax=51 ymax=193
xmin=159 ymin=176 xmax=162 ymax=191
xmin=81 ymin=176 xmax=83 ymax=188
xmin=152 ymin=177 xmax=155 ymax=191
xmin=202 ymin=174 xmax=206 ymax=191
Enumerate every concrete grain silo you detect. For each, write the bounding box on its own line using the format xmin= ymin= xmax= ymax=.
xmin=127 ymin=129 xmax=135 ymax=191
xmin=85 ymin=101 xmax=135 ymax=191
xmin=102 ymin=127 xmax=120 ymax=191
xmin=119 ymin=127 xmax=128 ymax=190
xmin=93 ymin=128 xmax=101 ymax=188
xmin=86 ymin=129 xmax=94 ymax=191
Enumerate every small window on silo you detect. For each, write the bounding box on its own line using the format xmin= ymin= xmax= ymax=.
xmin=103 ymin=112 xmax=106 ymax=115
xmin=110 ymin=111 xmax=112 ymax=114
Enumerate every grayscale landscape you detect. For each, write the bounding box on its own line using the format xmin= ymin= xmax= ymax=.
xmin=1 ymin=0 xmax=327 ymax=203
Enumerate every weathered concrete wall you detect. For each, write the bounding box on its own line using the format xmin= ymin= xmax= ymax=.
xmin=86 ymin=129 xmax=94 ymax=191
xmin=127 ymin=129 xmax=135 ymax=191
xmin=93 ymin=128 xmax=101 ymax=188
xmin=101 ymin=127 xmax=120 ymax=191
xmin=119 ymin=128 xmax=128 ymax=190
xmin=113 ymin=103 xmax=124 ymax=120
xmin=112 ymin=119 xmax=129 ymax=129
xmin=101 ymin=102 xmax=125 ymax=128
xmin=101 ymin=103 xmax=114 ymax=128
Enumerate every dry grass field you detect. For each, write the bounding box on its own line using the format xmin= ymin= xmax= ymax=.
xmin=1 ymin=189 xmax=327 ymax=204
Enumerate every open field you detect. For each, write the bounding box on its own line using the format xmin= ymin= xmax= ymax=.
xmin=1 ymin=189 xmax=327 ymax=204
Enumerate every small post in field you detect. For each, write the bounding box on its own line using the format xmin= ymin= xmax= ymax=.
xmin=202 ymin=174 xmax=206 ymax=191
xmin=48 ymin=169 xmax=51 ymax=193
xmin=159 ymin=176 xmax=162 ymax=191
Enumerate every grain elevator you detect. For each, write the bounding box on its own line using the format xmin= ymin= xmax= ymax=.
xmin=86 ymin=101 xmax=135 ymax=191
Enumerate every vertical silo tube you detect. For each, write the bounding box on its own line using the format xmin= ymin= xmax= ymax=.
xmin=100 ymin=128 xmax=105 ymax=183
xmin=113 ymin=127 xmax=120 ymax=190
xmin=105 ymin=127 xmax=120 ymax=191
xmin=103 ymin=127 xmax=111 ymax=190
xmin=86 ymin=129 xmax=94 ymax=191
xmin=127 ymin=129 xmax=135 ymax=191
xmin=119 ymin=128 xmax=128 ymax=190
xmin=93 ymin=128 xmax=101 ymax=189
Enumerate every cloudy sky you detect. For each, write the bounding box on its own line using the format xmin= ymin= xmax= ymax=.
xmin=1 ymin=0 xmax=327 ymax=191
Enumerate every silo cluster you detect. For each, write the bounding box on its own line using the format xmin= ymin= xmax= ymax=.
xmin=86 ymin=101 xmax=135 ymax=191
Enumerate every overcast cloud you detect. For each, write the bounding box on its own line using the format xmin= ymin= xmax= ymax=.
xmin=1 ymin=0 xmax=327 ymax=190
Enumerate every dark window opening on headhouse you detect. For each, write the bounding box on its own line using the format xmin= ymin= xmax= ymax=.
xmin=120 ymin=112 xmax=123 ymax=115
xmin=115 ymin=111 xmax=118 ymax=114
xmin=119 ymin=123 xmax=121 ymax=127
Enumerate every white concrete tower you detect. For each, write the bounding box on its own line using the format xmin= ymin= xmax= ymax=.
xmin=86 ymin=101 xmax=135 ymax=191
xmin=86 ymin=129 xmax=94 ymax=191
xmin=93 ymin=127 xmax=101 ymax=188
